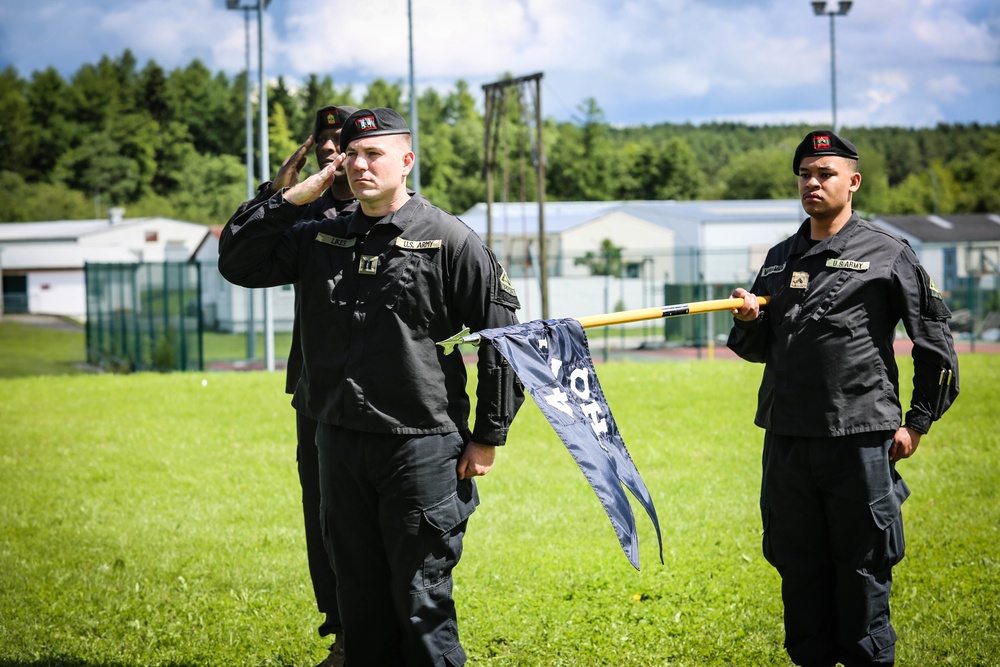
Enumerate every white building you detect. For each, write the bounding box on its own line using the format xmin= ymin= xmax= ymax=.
xmin=194 ymin=226 xmax=297 ymax=334
xmin=458 ymin=199 xmax=806 ymax=322
xmin=873 ymin=213 xmax=1000 ymax=291
xmin=0 ymin=212 xmax=211 ymax=319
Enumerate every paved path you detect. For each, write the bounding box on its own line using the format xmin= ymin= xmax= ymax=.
xmin=2 ymin=313 xmax=84 ymax=332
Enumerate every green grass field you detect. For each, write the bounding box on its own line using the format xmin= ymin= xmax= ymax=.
xmin=1 ymin=319 xmax=998 ymax=666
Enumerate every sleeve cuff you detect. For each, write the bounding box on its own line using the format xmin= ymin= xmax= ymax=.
xmin=471 ymin=426 xmax=508 ymax=447
xmin=904 ymin=410 xmax=931 ymax=435
xmin=733 ymin=315 xmax=763 ymax=329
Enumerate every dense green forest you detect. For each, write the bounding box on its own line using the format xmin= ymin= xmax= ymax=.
xmin=2 ymin=50 xmax=998 ymax=225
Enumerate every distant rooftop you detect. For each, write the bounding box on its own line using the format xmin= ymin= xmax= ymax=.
xmin=459 ymin=199 xmax=805 ymax=239
xmin=874 ymin=214 xmax=1000 ymax=244
xmin=0 ymin=242 xmax=138 ymax=270
xmin=0 ymin=219 xmax=113 ymax=243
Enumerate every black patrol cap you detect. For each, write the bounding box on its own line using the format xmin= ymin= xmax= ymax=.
xmin=313 ymin=105 xmax=359 ymax=139
xmin=340 ymin=108 xmax=411 ymax=151
xmin=792 ymin=129 xmax=860 ymax=174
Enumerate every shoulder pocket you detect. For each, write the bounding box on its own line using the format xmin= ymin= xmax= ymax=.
xmin=485 ymin=247 xmax=520 ymax=310
xmin=916 ymin=264 xmax=952 ymax=321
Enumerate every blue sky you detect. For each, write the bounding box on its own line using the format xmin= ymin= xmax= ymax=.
xmin=1 ymin=0 xmax=998 ymax=128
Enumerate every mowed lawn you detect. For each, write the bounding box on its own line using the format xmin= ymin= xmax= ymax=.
xmin=0 ymin=319 xmax=998 ymax=666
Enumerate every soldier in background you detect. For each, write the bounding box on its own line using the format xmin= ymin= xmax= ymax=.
xmin=728 ymin=129 xmax=959 ymax=667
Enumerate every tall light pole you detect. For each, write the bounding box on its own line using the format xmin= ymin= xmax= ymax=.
xmin=255 ymin=0 xmax=275 ymax=372
xmin=407 ymin=0 xmax=420 ymax=194
xmin=812 ymin=1 xmax=852 ymax=132
xmin=226 ymin=0 xmax=273 ymax=370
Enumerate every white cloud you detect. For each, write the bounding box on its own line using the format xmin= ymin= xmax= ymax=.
xmin=0 ymin=0 xmax=997 ymax=127
xmin=912 ymin=8 xmax=998 ymax=61
xmin=927 ymin=73 xmax=969 ymax=101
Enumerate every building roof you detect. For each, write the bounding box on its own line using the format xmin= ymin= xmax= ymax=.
xmin=0 ymin=216 xmax=210 ymax=242
xmin=0 ymin=243 xmax=138 ymax=271
xmin=873 ymin=214 xmax=1000 ymax=244
xmin=459 ymin=199 xmax=805 ymax=247
xmin=1 ymin=216 xmax=211 ymax=268
xmin=0 ymin=219 xmax=112 ymax=243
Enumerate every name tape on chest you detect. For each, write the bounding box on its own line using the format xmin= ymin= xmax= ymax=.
xmin=395 ymin=237 xmax=442 ymax=250
xmin=315 ymin=233 xmax=357 ymax=248
xmin=826 ymin=258 xmax=870 ymax=271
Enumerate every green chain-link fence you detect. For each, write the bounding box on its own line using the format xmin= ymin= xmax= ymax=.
xmin=85 ymin=262 xmax=203 ymax=372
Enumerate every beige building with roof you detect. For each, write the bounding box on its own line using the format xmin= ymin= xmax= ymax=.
xmin=0 ymin=212 xmax=210 ymax=319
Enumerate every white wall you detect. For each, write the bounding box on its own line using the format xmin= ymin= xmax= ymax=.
xmin=81 ymin=220 xmax=209 ymax=262
xmin=701 ymin=220 xmax=801 ymax=284
xmin=508 ymin=275 xmax=663 ymax=324
xmin=28 ymin=270 xmax=85 ymax=318
xmin=559 ymin=212 xmax=675 ymax=280
xmin=218 ymin=284 xmax=297 ymax=333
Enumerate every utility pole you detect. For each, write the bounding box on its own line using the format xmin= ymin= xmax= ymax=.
xmin=256 ymin=0 xmax=275 ymax=371
xmin=812 ymin=1 xmax=852 ymax=132
xmin=407 ymin=0 xmax=420 ymax=194
xmin=226 ymin=0 xmax=271 ymax=363
xmin=482 ymin=72 xmax=548 ymax=318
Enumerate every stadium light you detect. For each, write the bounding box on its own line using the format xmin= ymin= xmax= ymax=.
xmin=225 ymin=0 xmax=275 ymax=371
xmin=812 ymin=1 xmax=852 ymax=132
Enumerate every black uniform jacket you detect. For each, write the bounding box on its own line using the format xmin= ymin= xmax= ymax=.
xmin=225 ymin=183 xmax=359 ymax=395
xmin=219 ymin=191 xmax=523 ymax=446
xmin=727 ymin=213 xmax=959 ymax=438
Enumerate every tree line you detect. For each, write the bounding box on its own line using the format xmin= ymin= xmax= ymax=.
xmin=2 ymin=50 xmax=998 ymax=226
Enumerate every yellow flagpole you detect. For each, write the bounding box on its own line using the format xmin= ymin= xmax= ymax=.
xmin=438 ymin=295 xmax=770 ymax=354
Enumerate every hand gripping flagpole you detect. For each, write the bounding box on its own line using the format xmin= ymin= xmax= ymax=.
xmin=437 ymin=295 xmax=770 ymax=354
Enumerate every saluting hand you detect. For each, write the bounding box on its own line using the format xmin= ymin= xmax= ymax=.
xmin=283 ymin=154 xmax=344 ymax=206
xmin=457 ymin=441 xmax=496 ymax=480
xmin=269 ymin=136 xmax=315 ymax=193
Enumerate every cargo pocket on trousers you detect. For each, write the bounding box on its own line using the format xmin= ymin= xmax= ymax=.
xmin=864 ymin=623 xmax=898 ymax=663
xmin=867 ymin=471 xmax=910 ymax=571
xmin=420 ymin=479 xmax=480 ymax=588
xmin=442 ymin=643 xmax=467 ymax=667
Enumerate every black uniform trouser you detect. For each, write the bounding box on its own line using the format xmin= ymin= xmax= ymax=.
xmin=316 ymin=424 xmax=477 ymax=667
xmin=760 ymin=431 xmax=909 ymax=667
xmin=296 ymin=411 xmax=341 ymax=636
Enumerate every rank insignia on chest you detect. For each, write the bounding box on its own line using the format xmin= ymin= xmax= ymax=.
xmin=359 ymin=255 xmax=379 ymax=275
xmin=790 ymin=271 xmax=809 ymax=289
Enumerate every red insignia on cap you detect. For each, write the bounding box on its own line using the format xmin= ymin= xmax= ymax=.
xmin=355 ymin=116 xmax=377 ymax=132
xmin=813 ymin=135 xmax=832 ymax=150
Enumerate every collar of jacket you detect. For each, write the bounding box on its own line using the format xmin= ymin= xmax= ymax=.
xmin=345 ymin=193 xmax=428 ymax=238
xmin=791 ymin=211 xmax=861 ymax=259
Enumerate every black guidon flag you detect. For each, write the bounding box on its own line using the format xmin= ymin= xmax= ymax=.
xmin=478 ymin=318 xmax=663 ymax=570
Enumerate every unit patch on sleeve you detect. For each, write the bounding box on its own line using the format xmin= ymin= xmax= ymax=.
xmin=761 ymin=263 xmax=786 ymax=277
xmin=484 ymin=247 xmax=520 ymax=309
xmin=826 ymin=258 xmax=870 ymax=271
xmin=499 ymin=265 xmax=517 ymax=298
xmin=916 ymin=264 xmax=952 ymax=320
